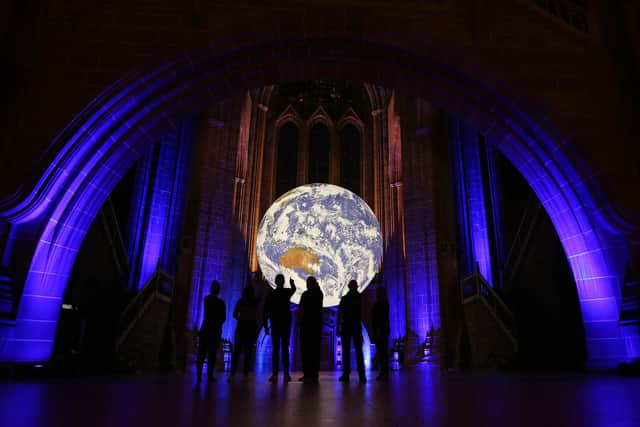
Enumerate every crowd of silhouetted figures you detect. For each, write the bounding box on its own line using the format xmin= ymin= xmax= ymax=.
xmin=197 ymin=274 xmax=390 ymax=384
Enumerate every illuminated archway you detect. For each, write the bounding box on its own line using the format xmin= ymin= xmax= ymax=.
xmin=0 ymin=40 xmax=634 ymax=367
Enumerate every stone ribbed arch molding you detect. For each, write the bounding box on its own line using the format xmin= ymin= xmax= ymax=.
xmin=0 ymin=40 xmax=636 ymax=367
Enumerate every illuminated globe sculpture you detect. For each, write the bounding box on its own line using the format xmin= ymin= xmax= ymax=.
xmin=256 ymin=183 xmax=383 ymax=307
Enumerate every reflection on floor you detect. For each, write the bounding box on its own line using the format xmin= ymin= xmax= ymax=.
xmin=1 ymin=365 xmax=640 ymax=427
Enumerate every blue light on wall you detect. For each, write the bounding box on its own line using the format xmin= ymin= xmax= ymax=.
xmin=126 ymin=123 xmax=194 ymax=290
xmin=0 ymin=42 xmax=636 ymax=367
xmin=449 ymin=117 xmax=493 ymax=283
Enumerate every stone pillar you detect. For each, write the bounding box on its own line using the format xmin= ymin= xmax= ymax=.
xmin=447 ymin=116 xmax=493 ymax=284
xmin=240 ymin=88 xmax=273 ymax=274
xmin=401 ymin=96 xmax=441 ymax=359
xmin=228 ymin=92 xmax=254 ymax=303
xmin=482 ymin=140 xmax=505 ymax=289
xmin=431 ymin=110 xmax=460 ymax=369
xmin=126 ymin=120 xmax=195 ymax=291
xmin=367 ymin=87 xmax=407 ymax=341
xmin=186 ymin=99 xmax=242 ymax=341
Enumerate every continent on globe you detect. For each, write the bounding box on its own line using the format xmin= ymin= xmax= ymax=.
xmin=279 ymin=247 xmax=320 ymax=275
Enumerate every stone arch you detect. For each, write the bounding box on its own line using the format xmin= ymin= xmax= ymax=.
xmin=275 ymin=105 xmax=305 ymax=131
xmin=307 ymin=105 xmax=335 ymax=130
xmin=0 ymin=39 xmax=634 ymax=367
xmin=337 ymin=109 xmax=365 ymax=134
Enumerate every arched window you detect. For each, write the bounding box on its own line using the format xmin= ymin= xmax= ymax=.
xmin=275 ymin=122 xmax=298 ymax=198
xmin=308 ymin=123 xmax=330 ymax=183
xmin=339 ymin=124 xmax=361 ymax=194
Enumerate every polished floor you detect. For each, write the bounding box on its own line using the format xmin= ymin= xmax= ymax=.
xmin=1 ymin=366 xmax=640 ymax=427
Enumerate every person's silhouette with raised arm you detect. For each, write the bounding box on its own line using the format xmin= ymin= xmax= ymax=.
xmin=372 ymin=285 xmax=390 ymax=381
xmin=263 ymin=274 xmax=297 ymax=383
xmin=196 ymin=280 xmax=226 ymax=383
xmin=298 ymin=276 xmax=323 ymax=383
xmin=229 ymin=284 xmax=259 ymax=381
xmin=338 ymin=280 xmax=366 ymax=383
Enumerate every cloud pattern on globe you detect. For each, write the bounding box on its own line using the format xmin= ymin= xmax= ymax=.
xmin=256 ymin=183 xmax=383 ymax=307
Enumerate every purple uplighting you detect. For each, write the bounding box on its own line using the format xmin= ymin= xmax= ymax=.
xmin=0 ymin=41 xmax=636 ymax=368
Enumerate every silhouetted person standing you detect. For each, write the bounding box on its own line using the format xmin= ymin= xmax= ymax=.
xmin=298 ymin=276 xmax=323 ymax=383
xmin=372 ymin=286 xmax=390 ymax=381
xmin=263 ymin=274 xmax=296 ymax=383
xmin=229 ymin=284 xmax=259 ymax=380
xmin=196 ymin=280 xmax=226 ymax=383
xmin=338 ymin=280 xmax=366 ymax=383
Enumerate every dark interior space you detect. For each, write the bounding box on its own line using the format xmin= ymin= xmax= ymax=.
xmin=497 ymin=152 xmax=587 ymax=371
xmin=1 ymin=2 xmax=639 ymax=425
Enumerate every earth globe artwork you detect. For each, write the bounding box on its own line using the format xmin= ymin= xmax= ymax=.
xmin=256 ymin=183 xmax=383 ymax=307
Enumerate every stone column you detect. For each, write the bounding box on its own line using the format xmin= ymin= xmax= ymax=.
xmin=400 ymin=96 xmax=441 ymax=360
xmin=186 ymin=99 xmax=242 ymax=340
xmin=126 ymin=120 xmax=195 ymax=291
xmin=243 ymin=88 xmax=273 ymax=274
xmin=482 ymin=140 xmax=505 ymax=289
xmin=431 ymin=110 xmax=460 ymax=369
xmin=447 ymin=116 xmax=493 ymax=284
xmin=367 ymin=86 xmax=407 ymax=341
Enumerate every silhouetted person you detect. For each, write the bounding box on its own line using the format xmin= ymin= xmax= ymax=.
xmin=338 ymin=280 xmax=366 ymax=383
xmin=263 ymin=274 xmax=297 ymax=383
xmin=372 ymin=286 xmax=390 ymax=381
xmin=229 ymin=284 xmax=259 ymax=380
xmin=196 ymin=280 xmax=226 ymax=383
xmin=298 ymin=276 xmax=323 ymax=382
